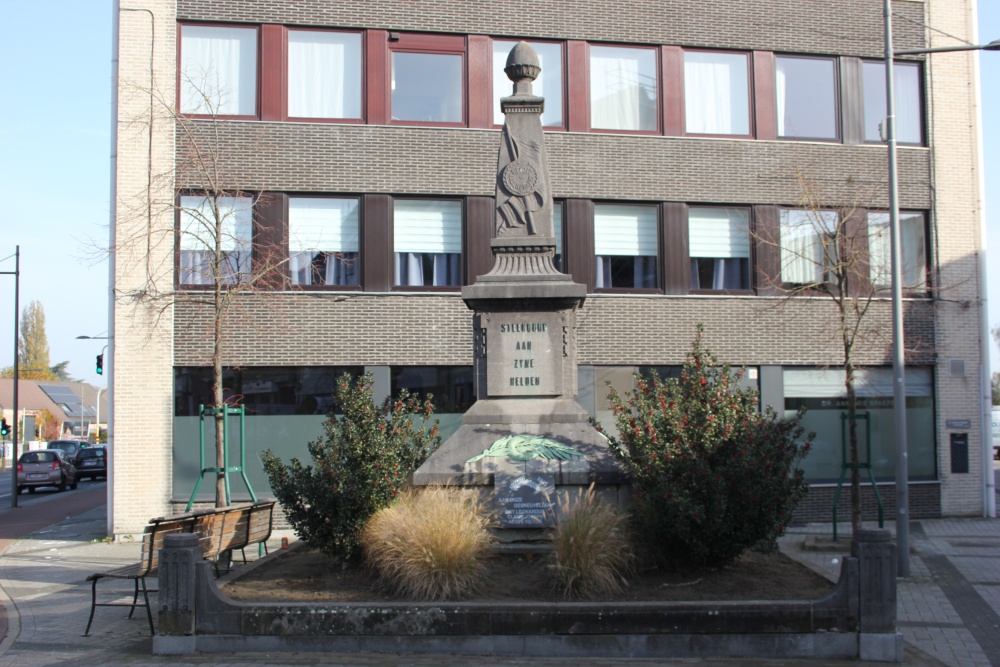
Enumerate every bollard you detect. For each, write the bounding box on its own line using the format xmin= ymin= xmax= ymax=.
xmin=853 ymin=528 xmax=903 ymax=662
xmin=153 ymin=533 xmax=200 ymax=655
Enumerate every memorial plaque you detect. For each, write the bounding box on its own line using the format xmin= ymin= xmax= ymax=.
xmin=484 ymin=311 xmax=564 ymax=397
xmin=495 ymin=472 xmax=556 ymax=527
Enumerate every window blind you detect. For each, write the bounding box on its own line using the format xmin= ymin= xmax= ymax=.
xmin=288 ymin=198 xmax=359 ymax=252
xmin=594 ymin=204 xmax=657 ymax=256
xmin=393 ymin=200 xmax=462 ymax=254
xmin=179 ymin=195 xmax=253 ymax=252
xmin=783 ymin=367 xmax=932 ymax=398
xmin=688 ymin=207 xmax=749 ymax=258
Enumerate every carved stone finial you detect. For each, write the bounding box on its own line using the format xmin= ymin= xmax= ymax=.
xmin=505 ymin=41 xmax=540 ymax=95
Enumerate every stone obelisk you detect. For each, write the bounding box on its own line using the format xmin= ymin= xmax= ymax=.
xmin=414 ymin=43 xmax=627 ymax=529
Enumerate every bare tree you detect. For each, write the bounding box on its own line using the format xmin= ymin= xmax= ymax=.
xmin=113 ymin=72 xmax=290 ymax=508
xmin=754 ymin=170 xmax=927 ymax=533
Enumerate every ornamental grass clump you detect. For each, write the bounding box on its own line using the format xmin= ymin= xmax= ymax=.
xmin=361 ymin=486 xmax=494 ymax=600
xmin=261 ymin=372 xmax=440 ymax=562
xmin=600 ymin=325 xmax=811 ymax=568
xmin=549 ymin=485 xmax=634 ymax=599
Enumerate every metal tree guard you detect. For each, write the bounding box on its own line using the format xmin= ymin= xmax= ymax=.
xmin=186 ymin=403 xmax=256 ymax=511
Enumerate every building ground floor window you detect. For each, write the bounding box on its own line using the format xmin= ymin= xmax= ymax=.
xmin=783 ymin=367 xmax=936 ymax=483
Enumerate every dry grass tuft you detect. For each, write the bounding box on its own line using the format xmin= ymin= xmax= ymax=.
xmin=361 ymin=486 xmax=494 ymax=600
xmin=550 ymin=485 xmax=634 ymax=598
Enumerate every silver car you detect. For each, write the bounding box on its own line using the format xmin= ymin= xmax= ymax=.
xmin=17 ymin=449 xmax=79 ymax=494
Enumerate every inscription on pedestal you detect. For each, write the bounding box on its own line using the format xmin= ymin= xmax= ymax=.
xmin=484 ymin=312 xmax=564 ymax=396
xmin=495 ymin=472 xmax=556 ymax=527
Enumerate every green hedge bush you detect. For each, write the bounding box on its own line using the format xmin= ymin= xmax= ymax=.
xmin=261 ymin=372 xmax=440 ymax=561
xmin=600 ymin=327 xmax=811 ymax=567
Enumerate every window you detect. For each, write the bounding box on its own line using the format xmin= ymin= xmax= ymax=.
xmin=594 ymin=204 xmax=658 ymax=289
xmin=391 ymin=52 xmax=463 ymax=123
xmin=394 ymin=199 xmax=462 ymax=287
xmin=775 ymin=56 xmax=838 ymax=140
xmin=493 ymin=40 xmax=563 ymax=127
xmin=867 ymin=211 xmax=927 ymax=288
xmin=778 ymin=208 xmax=839 ymax=284
xmin=589 ymin=45 xmax=658 ymax=131
xmin=288 ymin=197 xmax=360 ymax=286
xmin=174 ymin=366 xmax=364 ymax=416
xmin=391 ymin=366 xmax=474 ymax=413
xmin=179 ymin=195 xmax=253 ymax=285
xmin=683 ymin=51 xmax=750 ymax=135
xmin=784 ymin=367 xmax=935 ymax=482
xmin=862 ymin=61 xmax=922 ymax=144
xmin=287 ymin=30 xmax=362 ymax=119
xmin=180 ymin=25 xmax=257 ymax=116
xmin=689 ymin=207 xmax=751 ymax=290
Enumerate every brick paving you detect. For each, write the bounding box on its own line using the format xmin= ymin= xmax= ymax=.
xmin=3 ymin=496 xmax=998 ymax=666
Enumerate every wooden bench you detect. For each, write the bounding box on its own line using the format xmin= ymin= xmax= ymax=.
xmin=83 ymin=500 xmax=276 ymax=636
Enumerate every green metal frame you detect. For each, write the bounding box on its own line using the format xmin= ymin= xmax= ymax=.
xmin=186 ymin=404 xmax=257 ymax=512
xmin=832 ymin=411 xmax=884 ymax=541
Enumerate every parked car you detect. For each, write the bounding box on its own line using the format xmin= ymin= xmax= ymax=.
xmin=46 ymin=439 xmax=89 ymax=462
xmin=17 ymin=449 xmax=78 ymax=494
xmin=74 ymin=445 xmax=107 ymax=480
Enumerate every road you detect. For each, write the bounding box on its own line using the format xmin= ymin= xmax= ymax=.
xmin=0 ymin=469 xmax=106 ymax=508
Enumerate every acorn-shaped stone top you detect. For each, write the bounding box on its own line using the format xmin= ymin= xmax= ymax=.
xmin=504 ymin=41 xmax=540 ymax=84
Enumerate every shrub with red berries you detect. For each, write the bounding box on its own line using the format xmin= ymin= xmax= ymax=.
xmin=601 ymin=326 xmax=811 ymax=567
xmin=262 ymin=372 xmax=441 ymax=561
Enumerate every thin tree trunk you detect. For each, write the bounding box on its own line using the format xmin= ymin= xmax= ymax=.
xmin=214 ymin=265 xmax=227 ymax=507
xmin=846 ymin=362 xmax=861 ymax=532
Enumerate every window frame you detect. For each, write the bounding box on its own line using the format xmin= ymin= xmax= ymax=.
xmin=490 ymin=37 xmax=567 ymax=130
xmin=777 ymin=207 xmax=842 ymax=288
xmin=592 ymin=201 xmax=662 ymax=293
xmin=284 ymin=27 xmax=366 ymax=124
xmin=177 ymin=22 xmax=261 ymax=120
xmin=387 ymin=32 xmax=467 ymax=127
xmin=687 ymin=205 xmax=754 ymax=294
xmin=391 ymin=196 xmax=465 ymax=291
xmin=175 ymin=191 xmax=257 ymax=290
xmin=681 ymin=49 xmax=754 ymax=139
xmin=866 ymin=209 xmax=929 ymax=293
xmin=286 ymin=194 xmax=364 ymax=292
xmin=861 ymin=59 xmax=924 ymax=146
xmin=586 ymin=42 xmax=661 ymax=135
xmin=773 ymin=54 xmax=841 ymax=142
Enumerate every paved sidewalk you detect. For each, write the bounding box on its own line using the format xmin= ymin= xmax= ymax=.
xmin=1 ymin=503 xmax=995 ymax=666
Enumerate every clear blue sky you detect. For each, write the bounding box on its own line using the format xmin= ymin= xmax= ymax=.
xmin=0 ymin=1 xmax=998 ymax=384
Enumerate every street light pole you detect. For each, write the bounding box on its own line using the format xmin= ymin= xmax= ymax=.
xmin=883 ymin=3 xmax=999 ymax=577
xmin=2 ymin=247 xmax=20 ymax=508
xmin=882 ymin=0 xmax=909 ymax=578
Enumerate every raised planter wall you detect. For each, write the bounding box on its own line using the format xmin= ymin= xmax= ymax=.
xmin=153 ymin=529 xmax=903 ymax=662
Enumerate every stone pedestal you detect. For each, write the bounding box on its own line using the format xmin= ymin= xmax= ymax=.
xmin=413 ymin=42 xmax=628 ymax=534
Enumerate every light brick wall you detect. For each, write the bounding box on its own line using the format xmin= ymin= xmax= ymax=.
xmin=113 ymin=0 xmax=178 ymax=535
xmin=925 ymin=0 xmax=988 ymax=516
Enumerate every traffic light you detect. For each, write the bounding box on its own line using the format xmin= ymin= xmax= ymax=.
xmin=96 ymin=354 xmax=104 ymax=375
xmin=0 ymin=418 xmax=9 ymax=437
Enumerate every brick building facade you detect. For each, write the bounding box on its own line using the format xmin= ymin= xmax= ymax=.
xmin=110 ymin=0 xmax=990 ymax=535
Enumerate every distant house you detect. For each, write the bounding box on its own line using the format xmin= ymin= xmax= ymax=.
xmin=0 ymin=379 xmax=107 ymax=443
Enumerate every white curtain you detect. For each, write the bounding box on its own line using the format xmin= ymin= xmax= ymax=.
xmin=394 ymin=200 xmax=462 ymax=286
xmin=288 ymin=31 xmax=361 ymax=119
xmin=684 ymin=52 xmax=749 ymax=135
xmin=590 ymin=46 xmax=654 ymax=131
xmin=180 ymin=26 xmax=256 ymax=115
xmin=775 ymin=63 xmax=787 ymax=137
xmin=868 ymin=211 xmax=925 ymax=288
xmin=179 ymin=195 xmax=253 ymax=284
xmin=893 ymin=63 xmax=922 ymax=144
xmin=780 ymin=208 xmax=836 ymax=284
